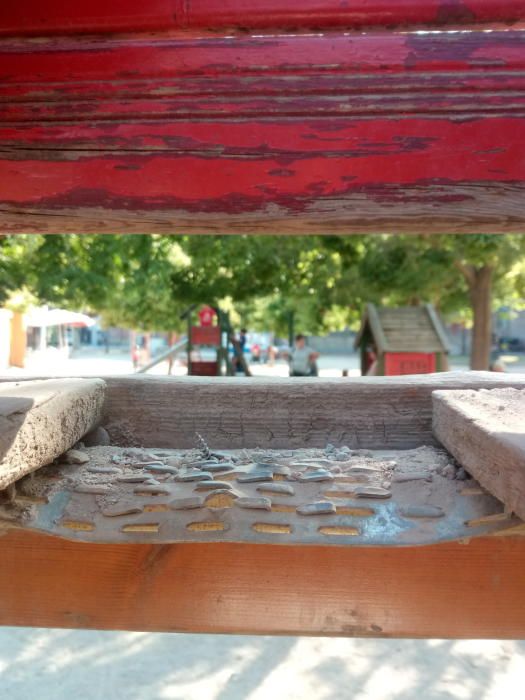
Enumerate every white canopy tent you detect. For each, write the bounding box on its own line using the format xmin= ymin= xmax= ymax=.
xmin=26 ymin=308 xmax=95 ymax=329
xmin=25 ymin=307 xmax=95 ymax=351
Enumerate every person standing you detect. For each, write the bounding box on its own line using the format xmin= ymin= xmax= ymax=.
xmin=232 ymin=328 xmax=248 ymax=373
xmin=289 ymin=334 xmax=319 ymax=376
xmin=132 ymin=343 xmax=140 ymax=371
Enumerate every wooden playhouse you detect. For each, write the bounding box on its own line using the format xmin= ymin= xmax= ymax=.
xmin=355 ymin=303 xmax=450 ymax=376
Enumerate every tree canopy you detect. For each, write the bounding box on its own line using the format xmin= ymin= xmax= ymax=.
xmin=0 ymin=233 xmax=523 ymax=368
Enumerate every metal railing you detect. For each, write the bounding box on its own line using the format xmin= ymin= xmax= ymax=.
xmin=136 ymin=337 xmax=188 ymax=374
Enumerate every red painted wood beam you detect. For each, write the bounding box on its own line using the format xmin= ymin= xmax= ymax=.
xmin=0 ymin=30 xmax=524 ymax=234
xmin=2 ymin=31 xmax=525 ymax=85
xmin=0 ymin=0 xmax=523 ymax=36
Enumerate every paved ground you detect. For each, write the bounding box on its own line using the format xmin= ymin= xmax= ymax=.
xmin=1 ymin=628 xmax=524 ymax=700
xmin=5 ymin=347 xmax=525 ymax=377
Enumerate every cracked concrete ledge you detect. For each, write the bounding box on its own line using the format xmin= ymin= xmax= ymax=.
xmin=0 ymin=378 xmax=106 ymax=490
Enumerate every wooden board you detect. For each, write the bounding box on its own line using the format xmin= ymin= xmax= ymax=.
xmin=95 ymin=372 xmax=525 ymax=450
xmin=0 ymin=30 xmax=524 ymax=234
xmin=0 ymin=378 xmax=106 ymax=490
xmin=433 ymin=388 xmax=525 ymax=520
xmin=1 ymin=528 xmax=525 ymax=637
xmin=1 ymin=0 xmax=523 ymax=35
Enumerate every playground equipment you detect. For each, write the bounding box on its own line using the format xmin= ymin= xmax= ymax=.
xmin=136 ymin=336 xmax=188 ymax=374
xmin=355 ymin=304 xmax=450 ymax=376
xmin=1 ymin=1 xmax=525 ymax=641
xmin=186 ymin=305 xmax=223 ymax=376
xmin=183 ymin=305 xmax=250 ymax=377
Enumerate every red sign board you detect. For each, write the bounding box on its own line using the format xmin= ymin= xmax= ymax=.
xmin=198 ymin=306 xmax=217 ymax=327
xmin=384 ymin=352 xmax=436 ymax=376
xmin=191 ymin=325 xmax=221 ymax=345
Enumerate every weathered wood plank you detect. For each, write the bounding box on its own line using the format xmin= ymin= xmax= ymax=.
xmin=0 ymin=0 xmax=522 ymax=35
xmin=0 ymin=30 xmax=524 ymax=234
xmin=1 ymin=188 xmax=523 ymax=235
xmin=96 ymin=372 xmax=525 ymax=450
xmin=0 ymin=378 xmax=106 ymax=490
xmin=433 ymin=388 xmax=525 ymax=520
xmin=1 ymin=528 xmax=525 ymax=637
xmin=3 ymin=31 xmax=525 ymax=87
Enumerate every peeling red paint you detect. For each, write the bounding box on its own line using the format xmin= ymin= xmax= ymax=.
xmin=0 ymin=28 xmax=523 ymax=233
xmin=1 ymin=117 xmax=523 ymax=196
xmin=2 ymin=32 xmax=525 ymax=87
xmin=0 ymin=0 xmax=523 ymax=35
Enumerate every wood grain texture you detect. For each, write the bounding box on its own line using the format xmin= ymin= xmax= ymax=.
xmin=0 ymin=378 xmax=106 ymax=490
xmin=98 ymin=372 xmax=525 ymax=450
xmin=0 ymin=0 xmax=523 ymax=35
xmin=2 ymin=528 xmax=525 ymax=637
xmin=433 ymin=388 xmax=525 ymax=520
xmin=0 ymin=30 xmax=524 ymax=234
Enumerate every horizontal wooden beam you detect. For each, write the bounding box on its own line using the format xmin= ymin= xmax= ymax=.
xmin=97 ymin=372 xmax=525 ymax=450
xmin=4 ymin=372 xmax=525 ymax=450
xmin=2 ymin=528 xmax=525 ymax=637
xmin=0 ymin=0 xmax=523 ymax=35
xmin=0 ymin=30 xmax=524 ymax=234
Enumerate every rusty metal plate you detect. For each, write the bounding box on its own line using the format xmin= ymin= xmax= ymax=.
xmin=1 ymin=446 xmax=522 ymax=546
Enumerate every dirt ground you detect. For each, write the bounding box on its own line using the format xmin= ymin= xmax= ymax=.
xmin=0 ymin=628 xmax=523 ymax=699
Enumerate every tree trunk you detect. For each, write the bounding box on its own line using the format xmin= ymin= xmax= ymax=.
xmin=469 ymin=266 xmax=493 ymax=370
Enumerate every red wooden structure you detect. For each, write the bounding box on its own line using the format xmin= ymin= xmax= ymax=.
xmin=1 ymin=3 xmax=525 ymax=642
xmin=188 ymin=305 xmax=222 ymax=376
xmin=0 ymin=2 xmax=523 ymax=234
xmin=355 ymin=304 xmax=450 ymax=376
xmin=384 ymin=353 xmax=436 ymax=376
xmin=1 ymin=1 xmax=524 ymax=34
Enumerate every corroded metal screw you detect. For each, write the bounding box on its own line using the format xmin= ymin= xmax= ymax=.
xmin=195 ymin=432 xmax=212 ymax=459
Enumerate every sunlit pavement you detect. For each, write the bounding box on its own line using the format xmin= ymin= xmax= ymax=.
xmin=4 ymin=349 xmax=525 ymax=378
xmin=3 ymin=348 xmax=359 ymax=377
xmin=0 ymin=628 xmax=524 ymax=700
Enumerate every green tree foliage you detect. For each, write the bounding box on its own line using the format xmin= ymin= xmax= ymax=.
xmin=0 ymin=233 xmax=523 ymax=369
xmin=355 ymin=236 xmax=524 ymax=309
xmin=0 ymin=235 xmax=42 ymax=305
xmin=354 ymin=235 xmax=525 ymax=368
xmin=21 ymin=236 xmax=190 ymax=331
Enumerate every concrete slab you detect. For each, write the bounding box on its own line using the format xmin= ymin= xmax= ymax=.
xmin=0 ymin=378 xmax=106 ymax=490
xmin=433 ymin=387 xmax=525 ymax=520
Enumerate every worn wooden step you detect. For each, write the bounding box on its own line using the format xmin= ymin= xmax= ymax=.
xmin=0 ymin=378 xmax=106 ymax=490
xmin=432 ymin=387 xmax=525 ymax=521
xmin=1 ymin=445 xmax=520 ymax=547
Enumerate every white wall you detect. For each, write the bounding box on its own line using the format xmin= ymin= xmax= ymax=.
xmin=0 ymin=309 xmax=13 ymax=369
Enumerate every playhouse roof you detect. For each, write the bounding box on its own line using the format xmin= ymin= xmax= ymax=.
xmin=354 ymin=303 xmax=450 ymax=354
